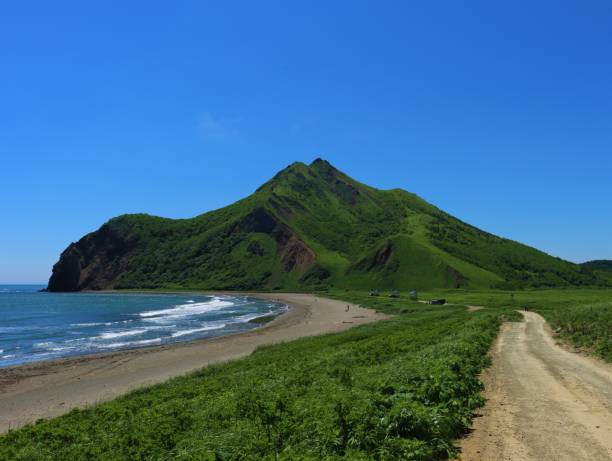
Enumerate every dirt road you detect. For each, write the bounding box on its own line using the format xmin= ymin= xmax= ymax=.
xmin=460 ymin=311 xmax=612 ymax=460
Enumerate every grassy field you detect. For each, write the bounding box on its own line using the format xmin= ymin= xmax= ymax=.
xmin=407 ymin=287 xmax=612 ymax=363
xmin=540 ymin=300 xmax=612 ymax=361
xmin=0 ymin=299 xmax=517 ymax=461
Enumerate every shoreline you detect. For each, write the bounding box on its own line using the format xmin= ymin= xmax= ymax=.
xmin=0 ymin=292 xmax=295 ymax=373
xmin=0 ymin=291 xmax=292 ymax=371
xmin=0 ymin=293 xmax=388 ymax=433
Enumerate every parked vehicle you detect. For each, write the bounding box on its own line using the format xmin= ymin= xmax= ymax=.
xmin=429 ymin=299 xmax=446 ymax=305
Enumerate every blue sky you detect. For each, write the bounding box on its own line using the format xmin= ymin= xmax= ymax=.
xmin=1 ymin=1 xmax=611 ymax=283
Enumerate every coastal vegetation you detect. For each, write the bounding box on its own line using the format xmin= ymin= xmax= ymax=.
xmin=47 ymin=160 xmax=608 ymax=292
xmin=413 ymin=287 xmax=612 ymax=363
xmin=0 ymin=300 xmax=517 ymax=460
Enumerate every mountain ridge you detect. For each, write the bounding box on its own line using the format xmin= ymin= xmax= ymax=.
xmin=48 ymin=159 xmax=608 ymax=291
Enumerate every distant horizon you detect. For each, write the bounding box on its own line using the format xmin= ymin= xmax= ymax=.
xmin=0 ymin=283 xmax=47 ymax=285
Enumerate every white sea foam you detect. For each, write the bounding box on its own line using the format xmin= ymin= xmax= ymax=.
xmin=139 ymin=298 xmax=233 ymax=320
xmin=71 ymin=322 xmax=107 ymax=327
xmin=72 ymin=320 xmax=133 ymax=328
xmin=186 ymin=300 xmax=195 ymax=303
xmin=1 ymin=354 xmax=15 ymax=359
xmin=99 ymin=338 xmax=162 ymax=349
xmin=48 ymin=346 xmax=73 ymax=352
xmin=65 ymin=337 xmax=87 ymax=343
xmin=98 ymin=324 xmax=174 ymax=339
xmin=171 ymin=324 xmax=226 ymax=338
xmin=32 ymin=341 xmax=73 ymax=353
xmin=232 ymin=311 xmax=276 ymax=324
xmin=97 ymin=329 xmax=148 ymax=340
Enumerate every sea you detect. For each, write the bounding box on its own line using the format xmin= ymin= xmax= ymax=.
xmin=0 ymin=285 xmax=287 ymax=368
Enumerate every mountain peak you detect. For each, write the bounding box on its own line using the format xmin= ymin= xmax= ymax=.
xmin=310 ymin=157 xmax=329 ymax=166
xmin=309 ymin=157 xmax=335 ymax=171
xmin=257 ymin=159 xmax=344 ymax=194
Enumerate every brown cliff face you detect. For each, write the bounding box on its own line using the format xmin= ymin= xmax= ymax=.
xmin=232 ymin=207 xmax=316 ymax=273
xmin=48 ymin=223 xmax=137 ymax=291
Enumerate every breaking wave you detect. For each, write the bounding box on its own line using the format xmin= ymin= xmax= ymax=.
xmin=139 ymin=297 xmax=234 ymax=320
xmin=171 ymin=323 xmax=227 ymax=338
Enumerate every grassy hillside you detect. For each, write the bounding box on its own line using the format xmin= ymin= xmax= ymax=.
xmin=48 ymin=159 xmax=608 ymax=292
xmin=581 ymin=260 xmax=612 ymax=285
xmin=0 ymin=301 xmax=518 ymax=460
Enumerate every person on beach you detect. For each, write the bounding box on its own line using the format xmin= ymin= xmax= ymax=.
xmin=524 ymin=306 xmax=528 ymax=311
xmin=346 ymin=304 xmax=350 ymax=312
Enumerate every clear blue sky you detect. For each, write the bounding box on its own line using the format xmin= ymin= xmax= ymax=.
xmin=1 ymin=1 xmax=611 ymax=283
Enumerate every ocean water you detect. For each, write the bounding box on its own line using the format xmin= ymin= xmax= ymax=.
xmin=0 ymin=285 xmax=286 ymax=368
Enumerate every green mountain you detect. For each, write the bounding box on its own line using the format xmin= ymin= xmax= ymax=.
xmin=48 ymin=159 xmax=607 ymax=291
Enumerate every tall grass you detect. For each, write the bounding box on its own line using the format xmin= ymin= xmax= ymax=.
xmin=540 ymin=302 xmax=612 ymax=361
xmin=411 ymin=288 xmax=612 ymax=363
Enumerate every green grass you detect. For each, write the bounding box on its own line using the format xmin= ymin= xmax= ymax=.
xmin=410 ymin=287 xmax=612 ymax=363
xmin=541 ymin=301 xmax=612 ymax=361
xmin=0 ymin=301 xmax=515 ymax=461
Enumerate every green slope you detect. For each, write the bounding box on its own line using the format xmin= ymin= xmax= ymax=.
xmin=580 ymin=259 xmax=612 ymax=274
xmin=581 ymin=260 xmax=612 ymax=273
xmin=581 ymin=260 xmax=612 ymax=285
xmin=48 ymin=159 xmax=608 ymax=291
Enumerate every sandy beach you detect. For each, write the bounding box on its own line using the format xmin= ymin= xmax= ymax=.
xmin=0 ymin=293 xmax=387 ymax=433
